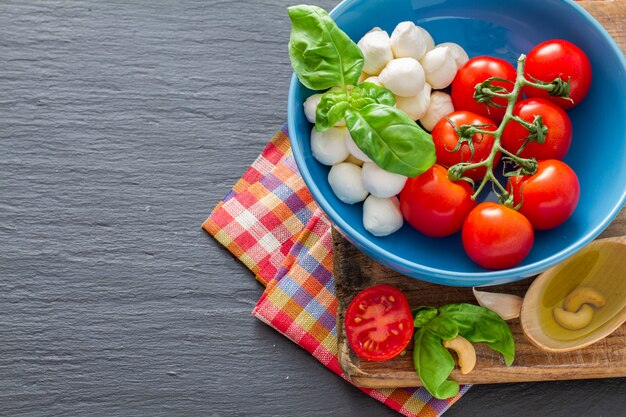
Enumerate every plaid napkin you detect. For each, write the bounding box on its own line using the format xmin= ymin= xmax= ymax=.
xmin=203 ymin=125 xmax=470 ymax=416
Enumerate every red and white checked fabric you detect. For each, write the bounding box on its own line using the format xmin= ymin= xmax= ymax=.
xmin=203 ymin=125 xmax=469 ymax=416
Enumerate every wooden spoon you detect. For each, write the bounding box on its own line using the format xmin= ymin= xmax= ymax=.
xmin=521 ymin=235 xmax=626 ymax=352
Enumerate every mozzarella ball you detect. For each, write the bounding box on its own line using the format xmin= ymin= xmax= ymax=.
xmin=390 ymin=21 xmax=428 ymax=60
xmin=437 ymin=42 xmax=469 ymax=69
xmin=420 ymin=46 xmax=457 ymax=89
xmin=363 ymin=76 xmax=382 ymax=86
xmin=395 ymin=83 xmax=431 ymax=120
xmin=345 ymin=133 xmax=373 ymax=163
xmin=357 ymin=28 xmax=393 ymax=75
xmin=419 ymin=91 xmax=454 ymax=131
xmin=303 ymin=94 xmax=323 ymax=124
xmin=363 ymin=196 xmax=404 ymax=237
xmin=358 ymin=71 xmax=369 ymax=83
xmin=311 ymin=127 xmax=350 ymax=165
xmin=416 ymin=26 xmax=435 ymax=53
xmin=378 ymin=58 xmax=425 ymax=97
xmin=328 ymin=163 xmax=369 ymax=204
xmin=362 ymin=162 xmax=407 ymax=198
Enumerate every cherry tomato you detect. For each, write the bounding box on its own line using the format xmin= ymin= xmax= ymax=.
xmin=524 ymin=39 xmax=592 ymax=110
xmin=432 ymin=110 xmax=500 ymax=181
xmin=451 ymin=56 xmax=517 ymax=123
xmin=399 ymin=164 xmax=475 ymax=237
xmin=507 ymin=159 xmax=579 ymax=230
xmin=345 ymin=284 xmax=413 ymax=361
xmin=462 ymin=202 xmax=534 ymax=270
xmin=501 ymin=98 xmax=572 ymax=160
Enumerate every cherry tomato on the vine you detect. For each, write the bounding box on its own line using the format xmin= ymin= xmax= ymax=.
xmin=501 ymin=98 xmax=572 ymax=160
xmin=432 ymin=111 xmax=500 ymax=181
xmin=400 ymin=164 xmax=475 ymax=238
xmin=524 ymin=39 xmax=592 ymax=110
xmin=345 ymin=284 xmax=414 ymax=361
xmin=507 ymin=159 xmax=579 ymax=230
xmin=462 ymin=202 xmax=534 ymax=270
xmin=451 ymin=56 xmax=517 ymax=123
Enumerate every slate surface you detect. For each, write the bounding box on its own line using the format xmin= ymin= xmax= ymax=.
xmin=1 ymin=0 xmax=624 ymax=416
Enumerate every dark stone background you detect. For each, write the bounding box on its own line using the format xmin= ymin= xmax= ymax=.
xmin=1 ymin=0 xmax=623 ymax=415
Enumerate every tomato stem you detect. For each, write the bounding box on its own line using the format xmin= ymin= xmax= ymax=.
xmin=449 ymin=54 xmax=545 ymax=203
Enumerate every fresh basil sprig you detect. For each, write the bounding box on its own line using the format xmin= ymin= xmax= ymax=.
xmin=287 ymin=5 xmax=436 ymax=178
xmin=412 ymin=303 xmax=515 ymax=399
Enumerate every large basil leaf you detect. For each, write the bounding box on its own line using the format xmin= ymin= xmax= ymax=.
xmin=439 ymin=303 xmax=515 ymax=366
xmin=287 ymin=5 xmax=364 ymax=90
xmin=344 ymin=104 xmax=436 ymax=177
xmin=413 ymin=327 xmax=460 ymax=399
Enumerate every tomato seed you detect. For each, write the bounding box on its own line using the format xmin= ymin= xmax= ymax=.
xmin=388 ymin=295 xmax=395 ymax=302
xmin=354 ymin=317 xmax=362 ymax=323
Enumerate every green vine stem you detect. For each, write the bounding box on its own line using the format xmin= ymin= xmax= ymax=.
xmin=447 ymin=54 xmax=569 ymax=204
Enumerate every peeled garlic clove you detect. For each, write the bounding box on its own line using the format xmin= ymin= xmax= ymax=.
xmin=437 ymin=42 xmax=469 ymax=69
xmin=357 ymin=29 xmax=394 ymax=75
xmin=345 ymin=132 xmax=373 ymax=163
xmin=473 ymin=288 xmax=523 ymax=320
xmin=328 ymin=162 xmax=369 ymax=204
xmin=395 ymin=83 xmax=431 ymax=120
xmin=311 ymin=127 xmax=350 ymax=166
xmin=303 ymin=94 xmax=323 ymax=124
xmin=420 ymin=46 xmax=457 ymax=89
xmin=419 ymin=91 xmax=454 ymax=131
xmin=390 ymin=21 xmax=428 ymax=60
xmin=363 ymin=195 xmax=403 ymax=237
xmin=379 ymin=58 xmax=425 ymax=97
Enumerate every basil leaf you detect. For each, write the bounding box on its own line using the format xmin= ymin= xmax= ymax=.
xmin=439 ymin=303 xmax=515 ymax=366
xmin=413 ymin=327 xmax=460 ymax=399
xmin=350 ymin=82 xmax=395 ymax=107
xmin=424 ymin=316 xmax=459 ymax=341
xmin=413 ymin=307 xmax=438 ymax=328
xmin=287 ymin=5 xmax=364 ymax=90
xmin=345 ymin=104 xmax=436 ymax=177
xmin=315 ymin=91 xmax=348 ymax=131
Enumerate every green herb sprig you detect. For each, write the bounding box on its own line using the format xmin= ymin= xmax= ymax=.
xmin=412 ymin=303 xmax=515 ymax=399
xmin=288 ymin=5 xmax=436 ymax=177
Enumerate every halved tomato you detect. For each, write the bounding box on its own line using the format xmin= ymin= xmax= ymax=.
xmin=345 ymin=284 xmax=413 ymax=361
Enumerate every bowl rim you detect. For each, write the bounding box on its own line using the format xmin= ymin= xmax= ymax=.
xmin=287 ymin=0 xmax=626 ymax=286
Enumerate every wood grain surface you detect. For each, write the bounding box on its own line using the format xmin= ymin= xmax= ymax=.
xmin=1 ymin=0 xmax=624 ymax=416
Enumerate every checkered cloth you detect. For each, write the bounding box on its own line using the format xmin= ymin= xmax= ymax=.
xmin=203 ymin=125 xmax=470 ymax=416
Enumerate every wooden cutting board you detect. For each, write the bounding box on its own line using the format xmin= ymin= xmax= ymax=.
xmin=335 ymin=2 xmax=626 ymax=388
xmin=335 ymin=210 xmax=626 ymax=388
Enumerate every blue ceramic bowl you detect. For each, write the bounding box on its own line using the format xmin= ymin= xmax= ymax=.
xmin=288 ymin=0 xmax=626 ymax=286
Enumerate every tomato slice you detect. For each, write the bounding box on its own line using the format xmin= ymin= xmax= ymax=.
xmin=345 ymin=284 xmax=413 ymax=361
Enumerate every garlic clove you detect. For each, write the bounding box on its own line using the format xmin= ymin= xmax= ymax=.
xmin=473 ymin=287 xmax=523 ymax=320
